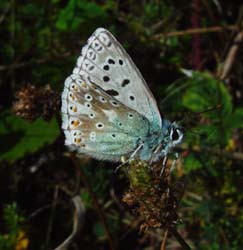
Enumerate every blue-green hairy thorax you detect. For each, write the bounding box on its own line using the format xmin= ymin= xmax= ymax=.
xmin=61 ymin=28 xmax=184 ymax=163
xmin=138 ymin=119 xmax=183 ymax=162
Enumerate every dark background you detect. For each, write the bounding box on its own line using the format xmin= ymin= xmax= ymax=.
xmin=0 ymin=1 xmax=243 ymax=249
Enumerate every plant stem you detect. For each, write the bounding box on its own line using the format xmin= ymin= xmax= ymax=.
xmin=169 ymin=226 xmax=192 ymax=250
xmin=154 ymin=25 xmax=238 ymax=39
xmin=70 ymin=154 xmax=115 ymax=250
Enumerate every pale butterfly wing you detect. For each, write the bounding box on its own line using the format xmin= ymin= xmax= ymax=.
xmin=72 ymin=28 xmax=162 ymax=130
xmin=61 ymin=74 xmax=150 ymax=161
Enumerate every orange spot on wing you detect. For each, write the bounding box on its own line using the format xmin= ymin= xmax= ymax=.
xmin=81 ymin=82 xmax=87 ymax=88
xmin=69 ymin=93 xmax=75 ymax=101
xmin=76 ymin=138 xmax=81 ymax=143
xmin=73 ymin=120 xmax=80 ymax=127
xmin=72 ymin=120 xmax=80 ymax=127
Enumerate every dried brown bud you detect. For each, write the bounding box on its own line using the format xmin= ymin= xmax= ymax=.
xmin=122 ymin=160 xmax=184 ymax=231
xmin=13 ymin=84 xmax=60 ymax=121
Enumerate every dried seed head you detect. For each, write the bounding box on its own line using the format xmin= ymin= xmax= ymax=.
xmin=13 ymin=84 xmax=60 ymax=121
xmin=122 ymin=160 xmax=184 ymax=231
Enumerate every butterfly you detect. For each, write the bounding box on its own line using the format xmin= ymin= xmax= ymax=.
xmin=61 ymin=28 xmax=183 ymax=164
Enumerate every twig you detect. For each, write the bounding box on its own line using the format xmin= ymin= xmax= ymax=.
xmin=53 ymin=196 xmax=85 ymax=250
xmin=69 ymin=153 xmax=115 ymax=250
xmin=10 ymin=0 xmax=16 ymax=89
xmin=0 ymin=52 xmax=71 ymax=71
xmin=46 ymin=186 xmax=59 ymax=249
xmin=181 ymin=144 xmax=243 ymax=161
xmin=0 ymin=3 xmax=11 ymax=24
xmin=160 ymin=229 xmax=168 ymax=250
xmin=73 ymin=159 xmax=81 ymax=195
xmin=168 ymin=227 xmax=192 ymax=250
xmin=153 ymin=25 xmax=238 ymax=39
xmin=29 ymin=204 xmax=52 ymax=219
xmin=191 ymin=0 xmax=202 ymax=70
xmin=218 ymin=30 xmax=243 ymax=80
xmin=0 ymin=58 xmax=48 ymax=71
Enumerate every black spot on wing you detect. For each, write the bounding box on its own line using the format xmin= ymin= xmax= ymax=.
xmin=103 ymin=76 xmax=110 ymax=82
xmin=103 ymin=65 xmax=109 ymax=71
xmin=122 ymin=79 xmax=130 ymax=87
xmin=105 ymin=89 xmax=119 ymax=96
xmin=129 ymin=95 xmax=135 ymax=101
xmin=108 ymin=59 xmax=115 ymax=64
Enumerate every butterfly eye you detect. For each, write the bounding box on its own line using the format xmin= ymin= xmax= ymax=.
xmin=170 ymin=128 xmax=183 ymax=144
xmin=172 ymin=129 xmax=179 ymax=141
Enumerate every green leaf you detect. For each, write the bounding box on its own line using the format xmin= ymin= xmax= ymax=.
xmin=80 ymin=190 xmax=92 ymax=209
xmin=0 ymin=111 xmax=60 ymax=162
xmin=182 ymin=71 xmax=232 ymax=119
xmin=224 ymin=108 xmax=243 ymax=129
xmin=183 ymin=154 xmax=202 ymax=173
xmin=93 ymin=222 xmax=105 ymax=238
xmin=0 ymin=203 xmax=25 ymax=249
xmin=56 ymin=0 xmax=108 ymax=31
xmin=196 ymin=123 xmax=230 ymax=146
xmin=20 ymin=3 xmax=40 ymax=16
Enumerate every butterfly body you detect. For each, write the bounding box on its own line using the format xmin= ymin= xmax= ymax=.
xmin=61 ymin=28 xmax=183 ymax=163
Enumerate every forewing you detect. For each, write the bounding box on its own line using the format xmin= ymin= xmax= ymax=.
xmin=72 ymin=28 xmax=162 ymax=130
xmin=61 ymin=74 xmax=149 ymax=161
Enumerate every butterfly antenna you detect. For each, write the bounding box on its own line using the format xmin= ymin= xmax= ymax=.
xmin=177 ymin=104 xmax=222 ymax=139
xmin=186 ymin=129 xmax=205 ymax=138
xmin=178 ymin=104 xmax=222 ymax=125
xmin=160 ymin=77 xmax=189 ymax=105
xmin=189 ymin=104 xmax=222 ymax=116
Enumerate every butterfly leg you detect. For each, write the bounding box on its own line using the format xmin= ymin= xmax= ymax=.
xmin=159 ymin=152 xmax=179 ymax=177
xmin=114 ymin=143 xmax=144 ymax=173
xmin=149 ymin=144 xmax=163 ymax=164
xmin=130 ymin=143 xmax=144 ymax=158
xmin=114 ymin=158 xmax=128 ymax=173
xmin=171 ymin=152 xmax=179 ymax=171
xmin=160 ymin=155 xmax=168 ymax=177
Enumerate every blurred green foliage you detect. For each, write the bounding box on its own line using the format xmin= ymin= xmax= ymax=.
xmin=0 ymin=203 xmax=26 ymax=250
xmin=56 ymin=0 xmax=111 ymax=31
xmin=0 ymin=0 xmax=243 ymax=250
xmin=0 ymin=111 xmax=59 ymax=162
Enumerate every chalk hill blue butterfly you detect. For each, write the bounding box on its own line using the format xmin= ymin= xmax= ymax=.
xmin=61 ymin=28 xmax=183 ymax=163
